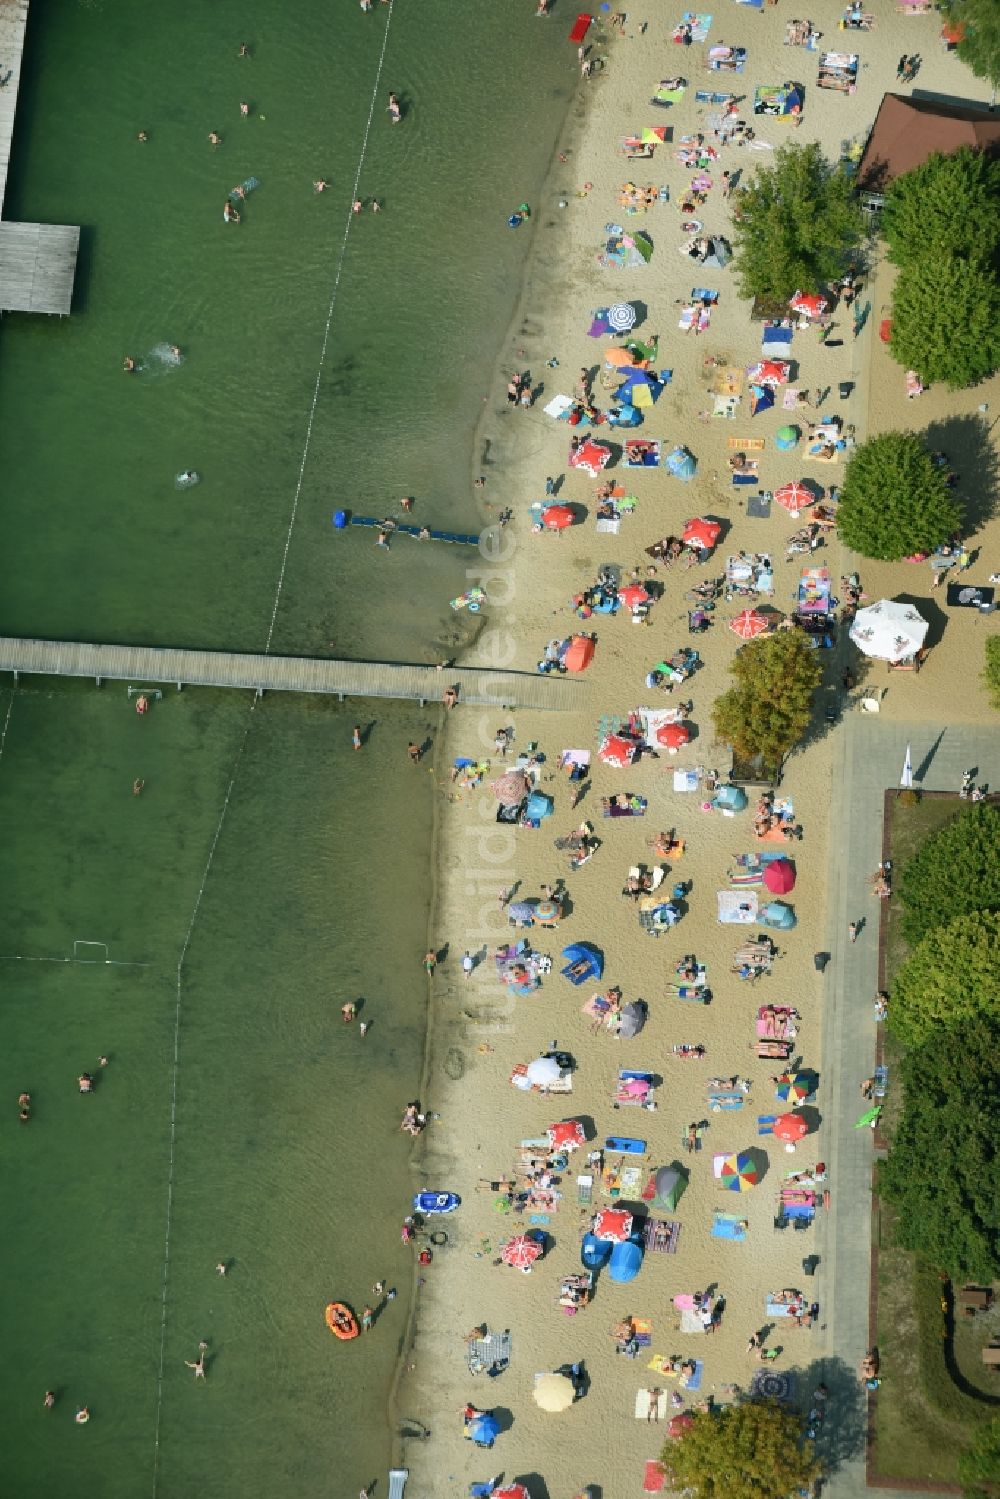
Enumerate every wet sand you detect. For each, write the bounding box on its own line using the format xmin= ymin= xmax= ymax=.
xmin=397 ymin=6 xmax=999 ymax=1494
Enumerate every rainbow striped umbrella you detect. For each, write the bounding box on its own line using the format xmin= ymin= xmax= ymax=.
xmin=717 ymin=1151 xmax=760 ymax=1192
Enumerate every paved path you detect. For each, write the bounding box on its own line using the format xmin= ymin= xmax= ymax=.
xmin=817 ymin=715 xmax=999 ymax=1497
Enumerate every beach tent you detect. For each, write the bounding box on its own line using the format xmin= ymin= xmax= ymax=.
xmin=542 ymin=504 xmax=576 ymax=530
xmin=617 ymin=367 xmax=661 ymax=407
xmin=599 ymin=734 xmax=638 ymax=768
xmin=604 ymin=230 xmax=654 ymax=269
xmin=619 ymin=1000 xmax=647 ymax=1038
xmin=717 ymin=890 xmax=759 ymax=925
xmin=561 ymin=942 xmax=604 ymax=983
xmin=563 ymin=635 xmax=596 ymax=673
xmin=703 ymin=236 xmax=732 ymax=269
xmin=608 ymin=403 xmax=642 ymax=428
xmin=682 ymin=516 xmax=720 ymax=551
xmin=534 ymin=1372 xmax=576 ymax=1413
xmin=749 ymin=382 xmax=774 ymax=417
xmin=467 ymin=1413 xmax=500 ymax=1447
xmin=594 ymin=1207 xmax=634 ymax=1242
xmin=570 ymin=438 xmax=613 ymax=477
xmin=760 ymin=900 xmax=796 ymax=930
xmin=763 ymin=858 xmax=795 ymax=894
xmin=524 ymin=791 xmax=554 ymax=822
xmin=581 ymin=1232 xmax=613 ymax=1269
xmin=712 ymin=784 xmax=749 ymax=813
xmin=849 ymin=598 xmax=928 ymax=662
xmin=666 ymin=445 xmax=697 ymax=480
xmin=652 ymin=1165 xmax=686 ymax=1212
xmin=609 ymin=1239 xmax=644 ymax=1284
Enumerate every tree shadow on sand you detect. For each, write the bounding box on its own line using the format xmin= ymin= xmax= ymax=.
xmin=922 ymin=410 xmax=999 ymax=535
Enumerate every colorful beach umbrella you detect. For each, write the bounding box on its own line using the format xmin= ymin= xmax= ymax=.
xmin=490 ymin=769 xmax=528 ymax=806
xmin=533 ymin=1372 xmax=576 ymax=1413
xmin=775 ymin=1072 xmax=811 ymax=1104
xmin=774 ymin=424 xmax=799 ymax=451
xmin=773 ymin=1111 xmax=809 ymax=1143
xmin=605 ymin=346 xmax=643 ymax=368
xmin=774 ymin=481 xmax=813 ymax=516
xmin=789 ymin=290 xmax=827 ymax=319
xmin=619 ymin=584 xmax=650 ymax=608
xmin=593 ymin=1207 xmax=634 ymax=1242
xmin=717 ymin=1151 xmax=760 ymax=1192
xmin=763 ymin=858 xmax=796 ymax=894
xmin=542 ymin=504 xmax=575 ymax=530
xmin=747 ymin=359 xmax=790 ymax=386
xmin=493 ymin=1487 xmax=530 ymax=1499
xmin=501 ymin=1234 xmax=543 ymax=1270
xmin=638 ymin=126 xmax=668 ymax=143
xmin=534 ymin=899 xmax=562 ymax=925
xmin=729 ymin=608 xmax=767 ymax=640
xmin=656 ymin=722 xmax=690 ymax=749
xmin=607 ymin=301 xmax=637 ymax=332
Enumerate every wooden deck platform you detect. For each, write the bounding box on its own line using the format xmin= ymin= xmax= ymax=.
xmin=0 ymin=636 xmax=583 ymax=711
xmin=0 ymin=0 xmax=29 ymax=217
xmin=0 ymin=221 xmax=79 ymax=313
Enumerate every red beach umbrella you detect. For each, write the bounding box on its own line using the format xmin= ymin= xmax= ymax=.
xmin=619 ymin=584 xmax=650 ymax=608
xmin=563 ymin=635 xmax=596 ymax=672
xmin=593 ymin=1207 xmax=633 ymax=1242
xmin=493 ymin=1488 xmax=530 ymax=1499
xmin=501 ymin=1234 xmax=543 ymax=1270
xmin=656 ymin=722 xmax=690 ymax=749
xmin=570 ymin=438 xmax=612 ymax=476
xmin=729 ymin=608 xmax=768 ymax=640
xmin=789 ymin=290 xmax=827 ymax=319
xmin=542 ymin=504 xmax=575 ymax=530
xmin=773 ymin=1111 xmax=809 ymax=1143
xmin=668 ymin=1412 xmax=695 ymax=1439
xmin=763 ymin=858 xmax=796 ymax=894
xmin=682 ymin=516 xmax=721 ymax=550
xmin=774 ymin=481 xmax=813 ymax=516
xmin=547 ymin=1118 xmax=586 ymax=1151
xmin=599 ymin=734 xmax=637 ymax=768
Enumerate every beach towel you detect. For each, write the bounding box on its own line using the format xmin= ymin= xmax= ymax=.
xmin=727 ymin=435 xmax=765 ymax=452
xmin=675 ymin=11 xmax=712 ymax=41
xmin=635 ymin=1389 xmax=670 ymax=1421
xmin=732 ymin=464 xmax=758 ymax=484
xmin=467 ymin=1330 xmax=512 ymax=1378
xmin=712 ymin=1212 xmax=748 ymax=1241
xmin=582 ymin=992 xmax=613 ymax=1027
xmin=647 ymin=1354 xmax=679 ymax=1375
xmin=761 ymin=322 xmax=793 ymax=355
xmin=643 ymin=1461 xmax=667 ymax=1494
xmin=681 ymin=1359 xmax=704 ymax=1390
xmin=673 ymin=769 xmax=700 ymax=792
xmin=632 ymin=1316 xmax=654 ymax=1345
xmin=679 ymin=1308 xmax=703 ymax=1334
xmin=781 ymin=388 xmax=801 ymax=411
xmin=651 ymin=83 xmax=687 ymax=106
xmin=708 ymin=44 xmax=747 ymax=70
xmin=746 ymin=492 xmax=771 ymax=519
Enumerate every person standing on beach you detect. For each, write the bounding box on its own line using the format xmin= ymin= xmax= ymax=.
xmin=848 ymin=921 xmax=859 ymax=943
xmin=462 ymin=951 xmax=475 ymax=980
xmin=353 ymin=725 xmax=362 ymax=751
xmin=408 ymin=742 xmax=422 ymax=763
xmin=424 ymin=949 xmax=437 ymax=976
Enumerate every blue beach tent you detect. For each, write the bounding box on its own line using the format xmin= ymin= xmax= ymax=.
xmin=561 ymin=943 xmax=604 ymax=985
xmin=581 ymin=1232 xmax=613 ymax=1270
xmin=608 ymin=1239 xmax=644 ymax=1283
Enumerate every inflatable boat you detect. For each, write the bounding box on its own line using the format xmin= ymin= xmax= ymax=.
xmin=413 ymin=1191 xmax=461 ymax=1215
xmin=325 ymin=1302 xmax=359 ymax=1340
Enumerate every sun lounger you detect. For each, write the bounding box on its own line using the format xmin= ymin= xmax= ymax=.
xmin=467 ymin=1330 xmax=512 ymax=1378
xmin=643 ymin=1218 xmax=682 ymax=1253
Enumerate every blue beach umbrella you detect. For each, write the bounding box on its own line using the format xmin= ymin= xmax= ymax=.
xmin=468 ymin=1413 xmax=500 ymax=1447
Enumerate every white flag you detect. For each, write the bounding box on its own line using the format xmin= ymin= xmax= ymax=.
xmin=900 ymin=743 xmax=913 ymax=789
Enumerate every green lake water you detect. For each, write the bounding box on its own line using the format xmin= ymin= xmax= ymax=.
xmin=0 ymin=0 xmax=575 ymax=1493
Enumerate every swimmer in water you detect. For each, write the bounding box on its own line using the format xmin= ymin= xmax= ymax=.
xmin=232 ymin=185 xmax=246 ymax=199
xmin=239 ymin=101 xmax=250 ymax=117
xmin=238 ymin=42 xmax=250 ymax=56
xmin=371 ymin=199 xmax=381 ymax=213
xmin=208 ymin=131 xmax=222 ymax=147
xmin=223 ymin=201 xmax=240 ymax=224
xmin=352 ymin=199 xmax=363 ymax=214
xmin=169 ymin=345 xmax=182 ymax=359
xmin=137 ymin=130 xmax=148 ymax=143
xmin=123 ymin=355 xmax=136 ymax=373
xmin=387 ymin=94 xmax=401 ymax=123
xmin=314 ymin=180 xmax=329 ymax=193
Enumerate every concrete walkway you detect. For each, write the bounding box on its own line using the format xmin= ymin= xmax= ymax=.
xmin=817 ymin=715 xmax=999 ymax=1497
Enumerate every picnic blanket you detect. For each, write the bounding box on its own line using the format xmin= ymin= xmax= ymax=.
xmin=679 ymin=305 xmax=712 ymax=333
xmin=467 ymin=1329 xmax=511 ymax=1377
xmin=674 ymin=11 xmax=712 ymax=41
xmin=761 ymin=322 xmax=793 ymax=355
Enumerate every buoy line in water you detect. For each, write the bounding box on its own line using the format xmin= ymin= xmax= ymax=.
xmin=263 ymin=0 xmax=397 ymax=657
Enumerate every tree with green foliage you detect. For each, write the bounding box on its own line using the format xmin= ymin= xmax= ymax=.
xmin=836 ymin=431 xmax=962 ymax=560
xmin=882 ymin=147 xmax=1000 ymax=269
xmin=889 ymin=251 xmax=1000 ymax=388
xmin=897 ymin=805 xmax=1000 ymax=945
xmin=711 ymin=632 xmax=821 ymax=764
xmin=984 ymin=636 xmax=1000 ymax=712
xmin=880 ymin=1013 xmax=1000 ymax=1281
xmin=959 ymin=1414 xmax=1000 ymax=1499
xmin=890 ymin=910 xmax=1000 ymax=1047
xmin=944 ymin=0 xmax=1000 ymax=89
xmin=659 ymin=1401 xmax=820 ymax=1499
xmin=731 ymin=141 xmax=862 ymax=303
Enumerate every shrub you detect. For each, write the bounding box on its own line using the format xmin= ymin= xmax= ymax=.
xmin=984 ymin=637 xmax=1000 ymax=712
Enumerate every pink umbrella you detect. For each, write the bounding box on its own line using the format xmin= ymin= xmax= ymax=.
xmin=593 ymin=1207 xmax=633 ymax=1242
xmin=501 ymin=1233 xmax=544 ymax=1269
xmin=668 ymin=1412 xmax=695 ymax=1439
xmin=729 ymin=608 xmax=768 ymax=640
xmin=763 ymin=858 xmax=796 ymax=894
xmin=656 ymin=722 xmax=690 ymax=749
xmin=774 ymin=481 xmax=813 ymax=516
xmin=773 ymin=1111 xmax=809 ymax=1143
xmin=619 ymin=584 xmax=650 ymax=609
xmin=542 ymin=504 xmax=575 ymax=530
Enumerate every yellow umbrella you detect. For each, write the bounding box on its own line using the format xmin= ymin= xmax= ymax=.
xmin=605 ymin=347 xmax=643 ymax=369
xmin=533 ymin=1372 xmax=576 ymax=1413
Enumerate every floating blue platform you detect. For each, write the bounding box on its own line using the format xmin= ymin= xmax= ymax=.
xmin=343 ymin=515 xmax=481 ymax=547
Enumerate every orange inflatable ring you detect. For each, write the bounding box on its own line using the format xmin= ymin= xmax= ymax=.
xmin=325 ymin=1302 xmax=359 ymax=1340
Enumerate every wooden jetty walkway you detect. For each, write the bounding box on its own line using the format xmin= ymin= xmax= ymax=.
xmin=0 ymin=0 xmax=79 ymax=315
xmin=0 ymin=636 xmax=584 ymax=711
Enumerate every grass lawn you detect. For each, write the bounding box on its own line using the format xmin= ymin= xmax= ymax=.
xmin=873 ymin=794 xmax=999 ymax=1485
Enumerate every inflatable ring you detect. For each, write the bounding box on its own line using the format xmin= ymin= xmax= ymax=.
xmin=325 ymin=1302 xmax=359 ymax=1340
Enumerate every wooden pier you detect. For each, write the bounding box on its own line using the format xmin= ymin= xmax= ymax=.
xmin=0 ymin=0 xmax=79 ymax=315
xmin=0 ymin=636 xmax=584 ymax=711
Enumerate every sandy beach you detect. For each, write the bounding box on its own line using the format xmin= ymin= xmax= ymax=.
xmin=395 ymin=5 xmax=1000 ymax=1495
